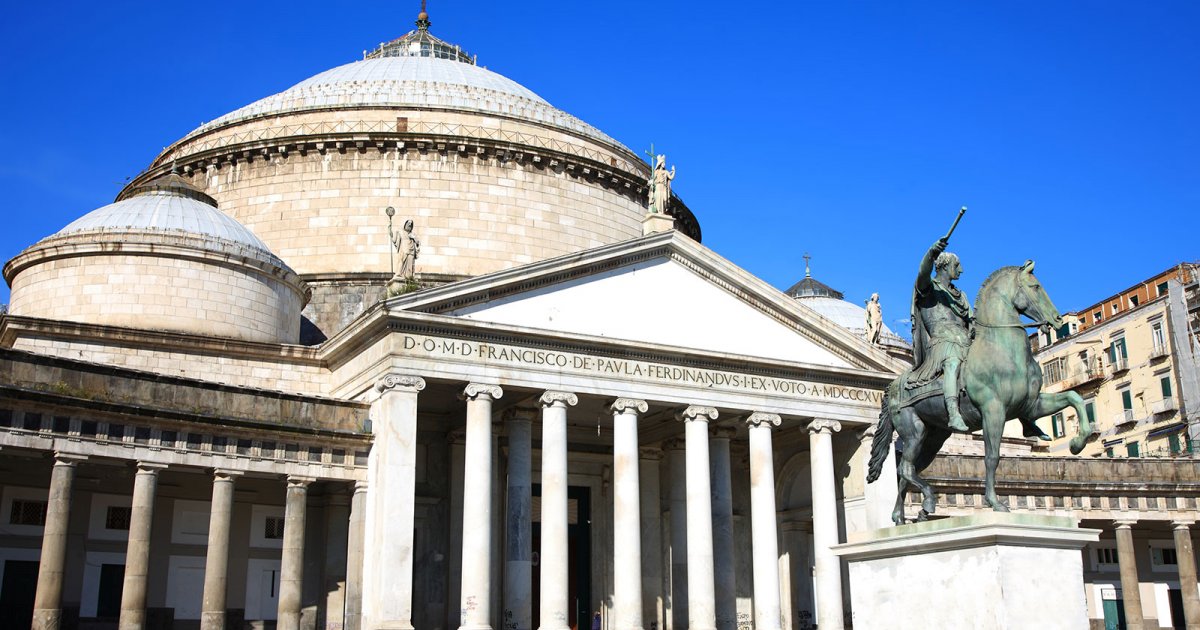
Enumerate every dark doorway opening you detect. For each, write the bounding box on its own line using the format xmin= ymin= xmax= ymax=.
xmin=0 ymin=559 xmax=39 ymax=629
xmin=96 ymin=563 xmax=125 ymax=619
xmin=531 ymin=484 xmax=592 ymax=629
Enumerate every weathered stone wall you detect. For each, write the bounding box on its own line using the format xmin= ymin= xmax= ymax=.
xmin=167 ymin=108 xmax=647 ymax=281
xmin=9 ymin=252 xmax=302 ymax=344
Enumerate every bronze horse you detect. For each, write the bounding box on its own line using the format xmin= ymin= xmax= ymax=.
xmin=867 ymin=261 xmax=1095 ymax=524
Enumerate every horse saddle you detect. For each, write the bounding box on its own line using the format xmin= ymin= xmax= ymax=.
xmin=892 ymin=371 xmax=962 ymax=411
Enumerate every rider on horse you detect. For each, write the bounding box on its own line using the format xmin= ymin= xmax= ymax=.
xmin=908 ymin=237 xmax=972 ymax=432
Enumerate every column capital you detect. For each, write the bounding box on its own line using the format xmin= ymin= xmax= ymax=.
xmin=611 ymin=398 xmax=649 ymax=415
xmin=806 ymin=419 xmax=842 ymax=435
xmin=135 ymin=461 xmax=168 ymax=474
xmin=857 ymin=423 xmax=878 ymax=442
xmin=353 ymin=480 xmax=369 ymax=494
xmin=287 ymin=475 xmax=316 ymax=488
xmin=662 ymin=437 xmax=686 ymax=451
xmin=676 ymin=405 xmax=719 ymax=423
xmin=710 ymin=424 xmax=738 ymax=440
xmin=375 ymin=373 xmax=426 ymax=394
xmin=539 ymin=390 xmax=578 ymax=408
xmin=745 ymin=412 xmax=782 ymax=429
xmin=503 ymin=406 xmax=537 ymax=424
xmin=213 ymin=468 xmax=243 ymax=481
xmin=1173 ymin=520 xmax=1196 ymax=530
xmin=1113 ymin=518 xmax=1138 ymax=529
xmin=461 ymin=383 xmax=503 ymax=401
xmin=52 ymin=452 xmax=87 ymax=466
xmin=639 ymin=446 xmax=664 ymax=461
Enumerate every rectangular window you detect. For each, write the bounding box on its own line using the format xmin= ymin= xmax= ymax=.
xmin=1105 ymin=447 xmax=1115 ymax=458
xmin=1086 ymin=402 xmax=1096 ymax=424
xmin=1130 ymin=295 xmax=1140 ymax=307
xmin=1157 ymin=281 xmax=1169 ymax=296
xmin=9 ymin=499 xmax=47 ymax=526
xmin=1112 ymin=302 xmax=1120 ymax=313
xmin=1051 ymin=413 xmax=1065 ymax=438
xmin=1056 ymin=322 xmax=1071 ymax=341
xmin=1094 ymin=311 xmax=1103 ymax=323
xmin=1152 ymin=322 xmax=1166 ymax=353
xmin=105 ymin=506 xmax=132 ymax=530
xmin=1043 ymin=359 xmax=1066 ymax=384
xmin=264 ymin=516 xmax=285 ymax=540
xmin=1121 ymin=389 xmax=1133 ymax=411
xmin=1127 ymin=442 xmax=1140 ymax=457
xmin=1162 ymin=376 xmax=1174 ymax=399
xmin=1170 ymin=432 xmax=1183 ymax=454
xmin=1097 ymin=547 xmax=1119 ymax=565
xmin=1153 ymin=546 xmax=1179 ymax=567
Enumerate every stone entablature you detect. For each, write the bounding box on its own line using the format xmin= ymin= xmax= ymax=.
xmin=908 ymin=453 xmax=1200 ymax=522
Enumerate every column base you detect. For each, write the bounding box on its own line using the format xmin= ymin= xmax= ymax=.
xmin=833 ymin=513 xmax=1100 ymax=630
xmin=32 ymin=609 xmax=61 ymax=630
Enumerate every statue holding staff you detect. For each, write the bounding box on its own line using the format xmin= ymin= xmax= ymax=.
xmin=865 ymin=293 xmax=883 ymax=345
xmin=648 ymin=154 xmax=675 ymax=214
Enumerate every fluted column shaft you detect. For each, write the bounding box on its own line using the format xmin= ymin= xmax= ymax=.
xmin=278 ymin=476 xmax=312 ymax=630
xmin=345 ymin=481 xmax=368 ymax=630
xmin=504 ymin=408 xmax=535 ymax=630
xmin=639 ymin=447 xmax=665 ymax=630
xmin=709 ymin=426 xmax=736 ymax=630
xmin=747 ymin=413 xmax=783 ymax=630
xmin=201 ymin=470 xmax=240 ymax=630
xmin=665 ymin=439 xmax=688 ymax=630
xmin=538 ymin=392 xmax=576 ymax=630
xmin=679 ymin=406 xmax=719 ymax=630
xmin=32 ymin=454 xmax=82 ymax=630
xmin=1172 ymin=521 xmax=1200 ymax=628
xmin=807 ymin=420 xmax=843 ymax=630
xmin=119 ymin=462 xmax=165 ymax=630
xmin=613 ymin=398 xmax=648 ymax=630
xmin=460 ymin=383 xmax=503 ymax=630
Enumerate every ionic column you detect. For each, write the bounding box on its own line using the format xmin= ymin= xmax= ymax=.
xmin=746 ymin=413 xmax=783 ymax=630
xmin=201 ymin=469 xmax=241 ymax=630
xmin=369 ymin=373 xmax=425 ymax=629
xmin=1114 ymin=520 xmax=1144 ymax=630
xmin=807 ymin=420 xmax=843 ymax=630
xmin=460 ymin=383 xmax=503 ymax=630
xmin=858 ymin=425 xmax=897 ymax=531
xmin=678 ymin=405 xmax=719 ymax=630
xmin=639 ymin=447 xmax=665 ymax=630
xmin=119 ymin=461 xmax=166 ymax=630
xmin=709 ymin=424 xmax=737 ymax=630
xmin=32 ymin=453 xmax=83 ymax=630
xmin=612 ymin=398 xmax=648 ymax=630
xmin=664 ymin=438 xmax=688 ymax=630
xmin=1172 ymin=521 xmax=1200 ymax=628
xmin=538 ymin=391 xmax=576 ymax=630
xmin=278 ymin=476 xmax=313 ymax=630
xmin=345 ymin=481 xmax=368 ymax=630
xmin=504 ymin=407 xmax=536 ymax=630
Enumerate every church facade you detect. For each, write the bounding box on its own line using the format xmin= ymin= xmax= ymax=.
xmin=0 ymin=12 xmax=908 ymax=630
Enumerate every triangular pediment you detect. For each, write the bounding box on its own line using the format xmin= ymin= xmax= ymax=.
xmin=386 ymin=232 xmax=905 ymax=372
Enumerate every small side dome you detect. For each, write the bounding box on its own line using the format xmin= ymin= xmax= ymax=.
xmin=784 ymin=257 xmax=912 ymax=360
xmin=4 ymin=173 xmax=309 ymax=344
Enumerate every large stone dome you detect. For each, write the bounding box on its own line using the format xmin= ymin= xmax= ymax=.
xmin=5 ymin=173 xmax=308 ymax=344
xmin=120 ymin=13 xmax=701 ymax=339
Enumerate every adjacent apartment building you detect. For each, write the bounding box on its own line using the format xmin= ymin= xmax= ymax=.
xmin=1032 ymin=263 xmax=1200 ymax=458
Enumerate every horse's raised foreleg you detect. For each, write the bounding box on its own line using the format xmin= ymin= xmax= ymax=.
xmin=981 ymin=401 xmax=1010 ymax=512
xmin=1032 ymin=391 xmax=1093 ymax=454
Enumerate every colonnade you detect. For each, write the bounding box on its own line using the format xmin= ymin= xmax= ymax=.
xmin=367 ymin=375 xmax=849 ymax=630
xmin=28 ymin=454 xmax=335 ymax=630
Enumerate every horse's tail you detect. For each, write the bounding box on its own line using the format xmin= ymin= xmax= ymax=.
xmin=866 ymin=386 xmax=895 ymax=484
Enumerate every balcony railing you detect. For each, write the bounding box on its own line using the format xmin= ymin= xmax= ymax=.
xmin=1151 ymin=397 xmax=1179 ymax=415
xmin=1109 ymin=356 xmax=1130 ymax=375
xmin=1150 ymin=342 xmax=1170 ymax=360
xmin=1112 ymin=409 xmax=1136 ymax=426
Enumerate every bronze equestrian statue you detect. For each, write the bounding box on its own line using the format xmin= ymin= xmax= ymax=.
xmin=867 ymin=209 xmax=1096 ymax=524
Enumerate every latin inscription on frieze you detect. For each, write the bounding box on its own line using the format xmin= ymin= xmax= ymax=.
xmin=400 ymin=334 xmax=882 ymax=404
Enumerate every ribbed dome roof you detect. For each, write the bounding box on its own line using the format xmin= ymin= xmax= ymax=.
xmin=55 ymin=173 xmax=275 ymax=258
xmin=186 ymin=53 xmax=618 ymax=147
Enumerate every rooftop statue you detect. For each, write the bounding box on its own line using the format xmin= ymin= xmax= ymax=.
xmin=866 ymin=208 xmax=1095 ymax=524
xmin=385 ymin=207 xmax=421 ymax=297
xmin=865 ymin=293 xmax=883 ymax=345
xmin=648 ymin=154 xmax=675 ymax=214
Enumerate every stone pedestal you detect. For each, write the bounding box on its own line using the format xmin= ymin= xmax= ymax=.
xmin=832 ymin=513 xmax=1100 ymax=630
xmin=641 ymin=212 xmax=675 ymax=236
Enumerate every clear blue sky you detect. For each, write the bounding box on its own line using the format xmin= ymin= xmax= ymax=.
xmin=2 ymin=1 xmax=1197 ymax=337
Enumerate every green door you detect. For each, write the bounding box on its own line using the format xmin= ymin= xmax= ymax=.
xmin=1103 ymin=597 xmax=1127 ymax=630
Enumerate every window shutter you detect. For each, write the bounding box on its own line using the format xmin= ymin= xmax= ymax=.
xmin=1162 ymin=377 xmax=1173 ymax=398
